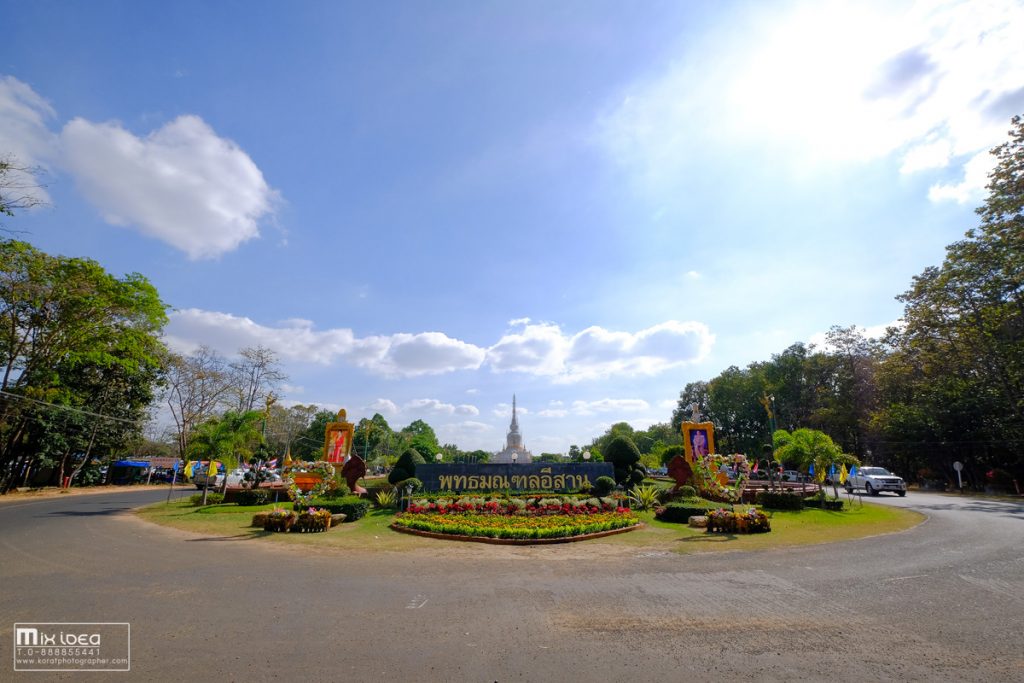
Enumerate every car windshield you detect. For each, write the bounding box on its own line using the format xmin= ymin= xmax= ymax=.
xmin=862 ymin=467 xmax=891 ymax=476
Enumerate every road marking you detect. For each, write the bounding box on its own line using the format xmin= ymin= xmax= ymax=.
xmin=406 ymin=594 xmax=428 ymax=609
xmin=885 ymin=574 xmax=928 ymax=582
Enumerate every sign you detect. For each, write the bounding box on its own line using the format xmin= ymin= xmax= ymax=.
xmin=952 ymin=461 xmax=963 ymax=472
xmin=414 ymin=463 xmax=614 ymax=493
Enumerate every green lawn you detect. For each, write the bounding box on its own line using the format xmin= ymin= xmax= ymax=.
xmin=136 ymin=499 xmax=923 ymax=555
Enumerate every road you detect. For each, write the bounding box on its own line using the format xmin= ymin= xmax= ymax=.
xmin=1 ymin=489 xmax=1021 ymax=682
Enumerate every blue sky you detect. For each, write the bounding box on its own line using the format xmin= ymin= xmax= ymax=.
xmin=2 ymin=0 xmax=1022 ymax=453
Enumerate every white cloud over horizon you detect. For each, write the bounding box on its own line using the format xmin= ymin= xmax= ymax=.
xmin=166 ymin=309 xmax=714 ymax=382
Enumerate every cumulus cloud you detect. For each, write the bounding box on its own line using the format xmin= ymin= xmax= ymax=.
xmin=492 ymin=402 xmax=529 ymax=418
xmin=488 ymin=319 xmax=713 ymax=382
xmin=0 ymin=76 xmax=279 ymax=258
xmin=598 ymin=0 xmax=1024 ymax=204
xmin=536 ymin=409 xmax=569 ymax=418
xmin=62 ymin=115 xmax=277 ymax=259
xmin=367 ymin=398 xmax=399 ymax=415
xmin=571 ymin=399 xmax=650 ymax=416
xmin=167 ymin=309 xmax=711 ymax=381
xmin=166 ymin=309 xmax=486 ymax=377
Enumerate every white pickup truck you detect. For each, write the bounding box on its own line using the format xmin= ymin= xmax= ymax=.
xmin=846 ymin=466 xmax=907 ymax=496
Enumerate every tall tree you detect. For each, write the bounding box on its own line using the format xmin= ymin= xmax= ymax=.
xmin=163 ymin=346 xmax=232 ymax=462
xmin=229 ymin=346 xmax=287 ymax=413
xmin=0 ymin=239 xmax=167 ymax=490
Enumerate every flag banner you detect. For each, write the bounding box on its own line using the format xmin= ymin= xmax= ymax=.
xmin=752 ymin=462 xmax=759 ymax=473
xmin=839 ymin=463 xmax=849 ymax=484
xmin=266 ymin=458 xmax=278 ymax=469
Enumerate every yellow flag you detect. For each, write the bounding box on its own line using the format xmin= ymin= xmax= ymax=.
xmin=839 ymin=463 xmax=849 ymax=484
xmin=283 ymin=448 xmax=293 ymax=468
xmin=208 ymin=460 xmax=218 ymax=476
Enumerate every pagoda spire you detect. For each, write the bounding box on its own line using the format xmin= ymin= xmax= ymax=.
xmin=511 ymin=394 xmax=518 ymax=430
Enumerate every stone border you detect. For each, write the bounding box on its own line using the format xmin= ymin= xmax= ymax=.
xmin=389 ymin=522 xmax=643 ymax=545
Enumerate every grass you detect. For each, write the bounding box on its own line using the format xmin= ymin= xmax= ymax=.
xmin=136 ymin=497 xmax=923 ymax=555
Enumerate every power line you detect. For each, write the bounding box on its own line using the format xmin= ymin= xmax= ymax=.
xmin=0 ymin=389 xmax=142 ymax=425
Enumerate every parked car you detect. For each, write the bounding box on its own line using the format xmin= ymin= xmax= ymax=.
xmin=781 ymin=470 xmax=805 ymax=483
xmin=846 ymin=466 xmax=907 ymax=496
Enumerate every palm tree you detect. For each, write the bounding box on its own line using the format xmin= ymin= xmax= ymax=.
xmin=773 ymin=428 xmax=860 ymax=498
xmin=189 ymin=410 xmax=264 ymax=503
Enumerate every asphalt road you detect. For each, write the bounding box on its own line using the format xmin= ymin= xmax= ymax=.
xmin=1 ymin=489 xmax=1022 ymax=682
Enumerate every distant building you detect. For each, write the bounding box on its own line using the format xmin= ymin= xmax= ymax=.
xmin=491 ymin=395 xmax=533 ymax=464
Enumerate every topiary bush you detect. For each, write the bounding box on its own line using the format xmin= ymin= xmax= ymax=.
xmin=755 ymin=491 xmax=804 ymax=510
xmin=660 ymin=445 xmax=685 ymax=466
xmin=679 ymin=485 xmax=697 ymax=498
xmin=388 ymin=448 xmax=425 ymax=485
xmin=234 ymin=488 xmax=270 ymax=506
xmin=593 ymin=476 xmax=616 ymax=496
xmin=654 ymin=498 xmax=718 ymax=523
xmin=605 ymin=436 xmax=645 ymax=488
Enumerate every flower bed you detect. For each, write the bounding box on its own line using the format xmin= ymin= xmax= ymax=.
xmin=706 ymin=507 xmax=771 ymax=534
xmin=406 ymin=496 xmax=621 ymax=516
xmin=392 ymin=510 xmax=639 ymax=541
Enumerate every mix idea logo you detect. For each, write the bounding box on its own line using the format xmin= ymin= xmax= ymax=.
xmin=13 ymin=623 xmax=130 ymax=672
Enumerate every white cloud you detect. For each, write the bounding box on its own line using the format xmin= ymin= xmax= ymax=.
xmin=536 ymin=409 xmax=569 ymax=418
xmin=598 ymin=0 xmax=1024 ymax=201
xmin=166 ymin=309 xmax=486 ymax=377
xmin=405 ymin=398 xmax=479 ymax=417
xmin=571 ymin=399 xmax=650 ymax=416
xmin=928 ymin=150 xmax=997 ymax=204
xmin=62 ymin=115 xmax=277 ymax=259
xmin=686 ymin=270 xmax=701 ymax=280
xmin=367 ymin=398 xmax=399 ymax=415
xmin=0 ymin=76 xmax=58 ymax=205
xmin=487 ymin=320 xmax=713 ymax=382
xmin=167 ymin=309 xmax=710 ymax=381
xmin=658 ymin=399 xmax=678 ymax=410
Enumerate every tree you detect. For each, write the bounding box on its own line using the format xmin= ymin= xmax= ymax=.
xmin=400 ymin=419 xmax=440 ymax=458
xmin=229 ymin=346 xmax=287 ymax=413
xmin=604 ymin=435 xmax=644 ymax=487
xmin=189 ymin=410 xmax=264 ymax=470
xmin=773 ymin=428 xmax=859 ymax=496
xmin=535 ymin=452 xmax=563 ymax=463
xmin=292 ymin=409 xmax=336 ymax=460
xmin=875 ymin=115 xmax=1024 ymax=481
xmin=0 ymin=240 xmax=167 ymax=491
xmin=0 ymin=156 xmax=47 ymax=224
xmin=163 ymin=346 xmax=232 ymax=462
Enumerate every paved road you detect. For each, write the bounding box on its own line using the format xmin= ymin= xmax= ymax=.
xmin=1 ymin=489 xmax=1022 ymax=682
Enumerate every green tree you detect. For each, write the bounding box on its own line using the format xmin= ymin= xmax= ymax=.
xmin=0 ymin=239 xmax=167 ymax=491
xmin=773 ymin=428 xmax=859 ymax=496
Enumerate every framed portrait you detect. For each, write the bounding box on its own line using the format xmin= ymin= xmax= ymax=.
xmin=682 ymin=421 xmax=716 ymax=463
xmin=323 ymin=409 xmax=355 ymax=463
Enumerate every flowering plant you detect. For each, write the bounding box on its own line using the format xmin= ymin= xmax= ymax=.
xmin=691 ymin=453 xmax=750 ymax=502
xmin=264 ymin=508 xmax=297 ymax=532
xmin=706 ymin=507 xmax=770 ymax=534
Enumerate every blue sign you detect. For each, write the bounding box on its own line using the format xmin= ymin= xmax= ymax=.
xmin=414 ymin=463 xmax=614 ymax=493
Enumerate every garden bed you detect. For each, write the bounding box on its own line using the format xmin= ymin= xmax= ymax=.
xmin=390 ymin=520 xmax=642 ymax=545
xmin=390 ymin=510 xmax=640 ymax=543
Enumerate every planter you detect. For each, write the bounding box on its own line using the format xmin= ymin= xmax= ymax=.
xmin=291 ymin=474 xmax=323 ymax=493
xmin=264 ymin=511 xmax=297 ymax=532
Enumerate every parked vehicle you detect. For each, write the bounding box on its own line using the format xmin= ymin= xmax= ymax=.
xmin=192 ymin=471 xmax=225 ymax=490
xmin=846 ymin=466 xmax=907 ymax=496
xmin=781 ymin=470 xmax=804 ymax=483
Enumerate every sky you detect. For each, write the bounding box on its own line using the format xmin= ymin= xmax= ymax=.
xmin=2 ymin=0 xmax=1022 ymax=454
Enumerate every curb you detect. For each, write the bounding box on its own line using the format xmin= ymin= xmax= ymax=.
xmin=389 ymin=522 xmax=643 ymax=545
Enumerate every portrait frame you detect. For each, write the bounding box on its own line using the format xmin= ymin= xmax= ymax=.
xmin=682 ymin=421 xmax=716 ymax=463
xmin=323 ymin=409 xmax=355 ymax=464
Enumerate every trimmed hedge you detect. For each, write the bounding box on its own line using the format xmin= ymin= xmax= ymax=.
xmin=654 ymin=497 xmax=718 ymax=523
xmin=755 ymin=491 xmax=804 ymax=510
xmin=388 ymin=448 xmax=425 ymax=485
xmin=803 ymin=496 xmax=844 ymax=510
xmin=234 ymin=488 xmax=270 ymax=506
xmin=189 ymin=493 xmax=224 ymax=506
xmin=295 ymin=495 xmax=370 ymax=522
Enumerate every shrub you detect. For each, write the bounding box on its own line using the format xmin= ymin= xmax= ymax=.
xmin=660 ymin=445 xmax=685 ymax=466
xmin=319 ymin=481 xmax=352 ymax=499
xmin=594 ymin=476 xmax=616 ymax=496
xmin=297 ymin=495 xmax=369 ymax=522
xmin=234 ymin=488 xmax=269 ymax=506
xmin=755 ymin=491 xmax=804 ymax=510
xmin=374 ymin=487 xmax=397 ymax=509
xmin=388 ymin=448 xmax=425 ymax=485
xmin=189 ymin=493 xmax=224 ymax=506
xmin=628 ymin=484 xmax=662 ymax=511
xmin=679 ymin=485 xmax=697 ymax=498
xmin=654 ymin=498 xmax=718 ymax=523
